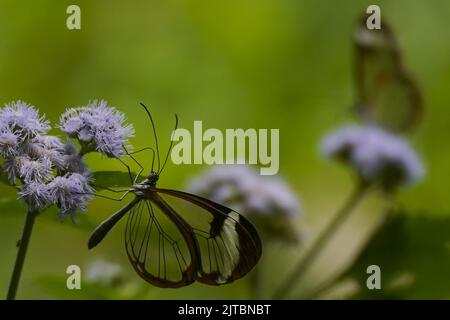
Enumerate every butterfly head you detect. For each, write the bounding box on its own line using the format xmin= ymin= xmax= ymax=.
xmin=146 ymin=171 xmax=159 ymax=186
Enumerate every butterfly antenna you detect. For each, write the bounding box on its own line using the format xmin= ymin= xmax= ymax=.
xmin=140 ymin=102 xmax=161 ymax=172
xmin=159 ymin=113 xmax=178 ymax=175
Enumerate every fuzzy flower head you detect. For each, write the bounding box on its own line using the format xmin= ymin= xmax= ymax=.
xmin=0 ymin=101 xmax=50 ymax=143
xmin=188 ymin=165 xmax=302 ymax=243
xmin=0 ymin=100 xmax=96 ymax=219
xmin=47 ymin=173 xmax=94 ymax=218
xmin=18 ymin=156 xmax=53 ymax=184
xmin=3 ymin=155 xmax=54 ymax=184
xmin=0 ymin=128 xmax=20 ymax=157
xmin=61 ymin=140 xmax=91 ymax=177
xmin=3 ymin=135 xmax=70 ymax=184
xmin=3 ymin=156 xmax=23 ymax=184
xmin=25 ymin=135 xmax=67 ymax=170
xmin=19 ymin=182 xmax=53 ymax=211
xmin=321 ymin=125 xmax=424 ymax=190
xmin=59 ymin=100 xmax=134 ymax=157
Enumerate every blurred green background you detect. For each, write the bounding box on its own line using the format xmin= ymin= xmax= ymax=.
xmin=0 ymin=0 xmax=450 ymax=299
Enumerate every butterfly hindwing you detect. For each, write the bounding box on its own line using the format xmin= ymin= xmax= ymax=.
xmin=153 ymin=188 xmax=262 ymax=285
xmin=151 ymin=188 xmax=262 ymax=286
xmin=124 ymin=198 xmax=196 ymax=288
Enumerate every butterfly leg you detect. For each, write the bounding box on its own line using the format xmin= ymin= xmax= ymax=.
xmin=123 ymin=145 xmax=144 ymax=184
xmin=90 ymin=190 xmax=131 ymax=202
xmin=98 ymin=141 xmax=135 ymax=184
xmin=123 ymin=146 xmax=156 ymax=184
xmin=89 ymin=181 xmax=132 ymax=201
xmin=92 ymin=185 xmax=130 ymax=193
xmin=127 ymin=147 xmax=156 ymax=174
xmin=73 ymin=188 xmax=129 ymax=202
xmin=114 ymin=156 xmax=134 ymax=185
xmin=127 ymin=146 xmax=156 ymax=157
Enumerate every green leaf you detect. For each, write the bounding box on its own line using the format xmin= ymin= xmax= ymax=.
xmin=91 ymin=171 xmax=144 ymax=190
xmin=343 ymin=209 xmax=450 ymax=299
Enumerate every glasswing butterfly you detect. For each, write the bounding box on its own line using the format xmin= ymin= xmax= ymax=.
xmin=353 ymin=16 xmax=423 ymax=133
xmin=88 ymin=103 xmax=262 ymax=288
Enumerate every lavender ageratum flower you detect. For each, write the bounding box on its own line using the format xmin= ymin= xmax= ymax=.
xmin=0 ymin=128 xmax=20 ymax=157
xmin=3 ymin=155 xmax=26 ymax=184
xmin=321 ymin=125 xmax=424 ymax=189
xmin=59 ymin=100 xmax=134 ymax=157
xmin=61 ymin=140 xmax=91 ymax=177
xmin=47 ymin=173 xmax=94 ymax=218
xmin=188 ymin=165 xmax=302 ymax=243
xmin=23 ymin=135 xmax=67 ymax=170
xmin=321 ymin=126 xmax=361 ymax=162
xmin=19 ymin=182 xmax=52 ymax=211
xmin=3 ymin=154 xmax=53 ymax=184
xmin=2 ymin=157 xmax=18 ymax=185
xmin=18 ymin=155 xmax=53 ymax=184
xmin=0 ymin=101 xmax=50 ymax=142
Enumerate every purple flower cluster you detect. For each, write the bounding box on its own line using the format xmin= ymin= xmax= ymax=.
xmin=0 ymin=101 xmax=50 ymax=145
xmin=0 ymin=101 xmax=99 ymax=219
xmin=321 ymin=125 xmax=424 ymax=190
xmin=0 ymin=101 xmax=50 ymax=157
xmin=47 ymin=173 xmax=94 ymax=216
xmin=59 ymin=100 xmax=134 ymax=157
xmin=1 ymin=100 xmax=134 ymax=218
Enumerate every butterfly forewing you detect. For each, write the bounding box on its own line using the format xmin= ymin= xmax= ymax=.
xmin=124 ymin=198 xmax=195 ymax=288
xmin=153 ymin=188 xmax=262 ymax=285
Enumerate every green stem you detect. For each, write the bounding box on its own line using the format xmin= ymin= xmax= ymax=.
xmin=272 ymin=181 xmax=369 ymax=299
xmin=6 ymin=208 xmax=37 ymax=300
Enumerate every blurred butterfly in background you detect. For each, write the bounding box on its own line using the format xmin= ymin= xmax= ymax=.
xmin=88 ymin=103 xmax=262 ymax=288
xmin=353 ymin=16 xmax=423 ymax=133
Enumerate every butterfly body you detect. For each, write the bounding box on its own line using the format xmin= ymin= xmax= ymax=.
xmin=130 ymin=171 xmax=159 ymax=197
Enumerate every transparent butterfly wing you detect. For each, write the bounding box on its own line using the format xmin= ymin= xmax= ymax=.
xmin=154 ymin=188 xmax=262 ymax=285
xmin=124 ymin=199 xmax=195 ymax=288
xmin=354 ymin=17 xmax=422 ymax=133
xmin=369 ymin=72 xmax=422 ymax=132
xmin=124 ymin=188 xmax=262 ymax=287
